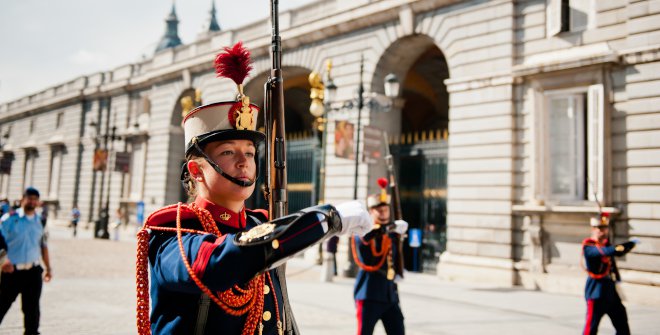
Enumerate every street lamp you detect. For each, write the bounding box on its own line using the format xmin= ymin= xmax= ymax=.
xmin=309 ymin=60 xmax=337 ymax=269
xmin=336 ymin=55 xmax=400 ymax=277
xmin=308 ymin=60 xmax=337 ymax=206
xmin=351 ymin=58 xmax=400 ymax=200
xmin=384 ymin=73 xmax=401 ymax=100
xmin=89 ymin=116 xmax=123 ymax=239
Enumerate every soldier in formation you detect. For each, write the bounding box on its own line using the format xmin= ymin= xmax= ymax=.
xmin=135 ymin=42 xmax=372 ymax=335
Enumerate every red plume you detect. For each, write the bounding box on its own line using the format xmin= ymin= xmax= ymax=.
xmin=377 ymin=177 xmax=388 ymax=189
xmin=214 ymin=42 xmax=253 ymax=85
xmin=601 ymin=212 xmax=610 ymax=218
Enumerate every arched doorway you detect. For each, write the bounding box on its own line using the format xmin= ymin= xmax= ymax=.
xmin=243 ymin=67 xmax=318 ymax=212
xmin=372 ymin=35 xmax=450 ymax=273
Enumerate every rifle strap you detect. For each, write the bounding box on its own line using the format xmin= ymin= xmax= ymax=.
xmin=276 ymin=264 xmax=299 ymax=335
xmin=194 ymin=294 xmax=211 ymax=335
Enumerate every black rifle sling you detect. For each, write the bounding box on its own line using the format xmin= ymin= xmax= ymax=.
xmin=194 ymin=294 xmax=211 ymax=335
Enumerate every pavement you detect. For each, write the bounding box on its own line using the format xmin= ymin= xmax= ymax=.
xmin=0 ymin=224 xmax=659 ymax=334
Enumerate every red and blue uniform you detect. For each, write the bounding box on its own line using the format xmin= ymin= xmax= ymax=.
xmin=138 ymin=197 xmax=342 ymax=335
xmin=582 ymin=238 xmax=635 ymax=335
xmin=352 ymin=233 xmax=404 ymax=335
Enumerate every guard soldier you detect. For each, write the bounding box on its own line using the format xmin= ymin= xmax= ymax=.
xmin=582 ymin=212 xmax=638 ymax=335
xmin=134 ymin=42 xmax=372 ymax=335
xmin=352 ymin=178 xmax=408 ymax=335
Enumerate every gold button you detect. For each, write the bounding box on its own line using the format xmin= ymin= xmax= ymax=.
xmin=272 ymin=239 xmax=280 ymax=249
xmin=263 ymin=311 xmax=272 ymax=321
xmin=264 ymin=285 xmax=270 ymax=295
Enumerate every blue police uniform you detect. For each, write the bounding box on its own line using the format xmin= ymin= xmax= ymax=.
xmin=353 ymin=233 xmax=404 ymax=335
xmin=0 ymin=208 xmax=46 ymax=334
xmin=582 ymin=237 xmax=635 ymax=335
xmin=141 ymin=197 xmax=342 ymax=335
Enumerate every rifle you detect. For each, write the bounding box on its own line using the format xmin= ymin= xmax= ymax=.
xmin=384 ymin=132 xmax=405 ymax=278
xmin=264 ymin=1 xmax=298 ymax=333
xmin=265 ymin=0 xmax=287 ymax=219
xmin=589 ymin=178 xmax=620 ymax=282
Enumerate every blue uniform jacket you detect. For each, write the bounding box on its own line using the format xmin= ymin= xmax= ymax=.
xmin=582 ymin=238 xmax=619 ymax=300
xmin=353 ymin=233 xmax=400 ymax=303
xmin=148 ymin=198 xmax=285 ymax=335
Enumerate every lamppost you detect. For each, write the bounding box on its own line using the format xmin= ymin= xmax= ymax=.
xmin=335 ymin=55 xmax=401 ymax=277
xmin=89 ymin=116 xmax=122 ymax=239
xmin=309 ymin=60 xmax=337 ymax=267
xmin=349 ymin=56 xmax=401 ymax=200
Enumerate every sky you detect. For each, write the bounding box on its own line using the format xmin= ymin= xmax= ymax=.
xmin=0 ymin=0 xmax=315 ymax=103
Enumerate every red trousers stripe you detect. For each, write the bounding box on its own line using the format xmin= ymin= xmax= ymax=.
xmin=584 ymin=299 xmax=594 ymax=335
xmin=356 ymin=300 xmax=364 ymax=335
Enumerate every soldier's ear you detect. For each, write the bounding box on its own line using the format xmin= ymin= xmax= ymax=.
xmin=187 ymin=160 xmax=202 ymax=180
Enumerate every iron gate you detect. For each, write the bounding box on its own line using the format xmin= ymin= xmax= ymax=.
xmin=391 ymin=133 xmax=448 ymax=274
xmin=246 ymin=135 xmax=319 ymax=213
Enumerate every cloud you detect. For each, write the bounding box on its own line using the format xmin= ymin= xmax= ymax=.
xmin=69 ymin=49 xmax=109 ymax=66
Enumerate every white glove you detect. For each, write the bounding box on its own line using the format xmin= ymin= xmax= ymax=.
xmin=392 ymin=219 xmax=408 ymax=235
xmin=631 ymin=238 xmax=641 ymax=244
xmin=335 ymin=201 xmax=372 ymax=237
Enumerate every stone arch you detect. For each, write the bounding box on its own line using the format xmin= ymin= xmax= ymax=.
xmin=370 ymin=34 xmax=450 ymax=135
xmin=243 ymin=66 xmax=316 ymax=210
xmin=369 ymin=34 xmax=451 ymax=272
xmin=243 ymin=66 xmax=315 ymax=134
xmin=166 ymin=88 xmax=201 ymax=204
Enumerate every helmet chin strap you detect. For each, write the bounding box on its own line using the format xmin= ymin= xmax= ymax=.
xmin=192 ymin=141 xmax=257 ymax=188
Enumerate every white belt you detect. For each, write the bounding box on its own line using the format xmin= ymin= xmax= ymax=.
xmin=15 ymin=262 xmax=39 ymax=270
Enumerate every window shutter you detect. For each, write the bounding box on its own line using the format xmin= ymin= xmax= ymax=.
xmin=570 ymin=0 xmax=591 ymax=31
xmin=130 ymin=140 xmax=146 ymax=200
xmin=547 ymin=0 xmax=563 ymax=37
xmin=587 ymin=84 xmax=604 ymax=203
xmin=49 ymin=148 xmax=63 ymax=198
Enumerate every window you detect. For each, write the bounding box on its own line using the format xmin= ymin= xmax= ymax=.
xmin=547 ymin=94 xmax=586 ymax=200
xmin=547 ymin=0 xmax=594 ymax=36
xmin=129 ymin=139 xmax=147 ymax=200
xmin=29 ymin=119 xmax=35 ymax=134
xmin=56 ymin=112 xmax=64 ymax=129
xmin=23 ymin=149 xmax=37 ymax=189
xmin=541 ymin=85 xmax=604 ymax=203
xmin=0 ymin=153 xmax=13 ymax=198
xmin=48 ymin=146 xmax=64 ymax=199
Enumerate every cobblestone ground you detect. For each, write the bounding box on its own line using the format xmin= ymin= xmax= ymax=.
xmin=0 ymin=225 xmax=136 ymax=335
xmin=1 ymin=225 xmax=659 ymax=334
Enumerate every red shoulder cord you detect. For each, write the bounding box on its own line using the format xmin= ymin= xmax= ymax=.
xmin=580 ymin=239 xmax=612 ymax=280
xmin=136 ymin=202 xmax=267 ymax=335
xmin=351 ymin=235 xmax=392 ymax=272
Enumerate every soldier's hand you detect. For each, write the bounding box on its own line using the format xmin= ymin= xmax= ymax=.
xmin=392 ymin=220 xmax=408 ymax=235
xmin=335 ymin=201 xmax=372 ymax=237
xmin=615 ymin=241 xmax=636 ymax=254
xmin=1 ymin=260 xmax=14 ymax=273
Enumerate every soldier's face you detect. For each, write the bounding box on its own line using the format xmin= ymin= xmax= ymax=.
xmin=370 ymin=205 xmax=390 ymax=225
xmin=197 ymin=139 xmax=257 ymax=204
xmin=592 ymin=226 xmax=609 ymax=241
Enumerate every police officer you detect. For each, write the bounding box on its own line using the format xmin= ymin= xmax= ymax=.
xmin=135 ymin=42 xmax=372 ymax=335
xmin=582 ymin=212 xmax=638 ymax=335
xmin=0 ymin=187 xmax=52 ymax=335
xmin=352 ymin=178 xmax=408 ymax=335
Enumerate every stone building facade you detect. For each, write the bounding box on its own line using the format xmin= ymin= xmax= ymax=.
xmin=1 ymin=0 xmax=659 ymax=304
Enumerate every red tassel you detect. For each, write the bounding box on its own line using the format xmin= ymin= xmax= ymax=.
xmin=377 ymin=177 xmax=388 ymax=189
xmin=214 ymin=41 xmax=253 ymax=85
